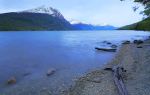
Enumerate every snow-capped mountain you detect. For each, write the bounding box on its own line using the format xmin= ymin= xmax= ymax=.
xmin=0 ymin=6 xmax=73 ymax=31
xmin=68 ymin=19 xmax=116 ymax=30
xmin=22 ymin=6 xmax=64 ymax=19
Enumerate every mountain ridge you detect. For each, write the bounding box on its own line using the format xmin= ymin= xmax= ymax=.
xmin=0 ymin=6 xmax=116 ymax=31
xmin=119 ymin=17 xmax=150 ymax=31
xmin=0 ymin=6 xmax=74 ymax=31
xmin=72 ymin=23 xmax=117 ymax=30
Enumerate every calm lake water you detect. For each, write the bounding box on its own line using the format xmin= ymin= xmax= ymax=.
xmin=0 ymin=30 xmax=149 ymax=95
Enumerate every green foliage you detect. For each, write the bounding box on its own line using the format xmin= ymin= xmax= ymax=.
xmin=120 ymin=0 xmax=150 ymax=31
xmin=135 ymin=0 xmax=150 ymax=16
xmin=119 ymin=17 xmax=150 ymax=31
xmin=121 ymin=0 xmax=150 ymax=16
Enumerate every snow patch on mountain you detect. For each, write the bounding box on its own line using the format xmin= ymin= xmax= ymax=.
xmin=69 ymin=19 xmax=110 ymax=26
xmin=21 ymin=6 xmax=64 ymax=19
xmin=70 ymin=20 xmax=81 ymax=24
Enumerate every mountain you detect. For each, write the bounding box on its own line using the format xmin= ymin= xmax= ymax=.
xmin=0 ymin=6 xmax=117 ymax=31
xmin=119 ymin=17 xmax=150 ymax=31
xmin=72 ymin=23 xmax=117 ymax=30
xmin=0 ymin=6 xmax=73 ymax=31
xmin=22 ymin=6 xmax=65 ymax=20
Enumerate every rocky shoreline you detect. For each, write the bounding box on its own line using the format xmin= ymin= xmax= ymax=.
xmin=64 ymin=38 xmax=150 ymax=95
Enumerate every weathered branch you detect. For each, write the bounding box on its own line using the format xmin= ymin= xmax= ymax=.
xmin=112 ymin=66 xmax=128 ymax=95
xmin=104 ymin=66 xmax=128 ymax=95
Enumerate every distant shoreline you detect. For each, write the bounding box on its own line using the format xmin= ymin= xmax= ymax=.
xmin=64 ymin=37 xmax=150 ymax=95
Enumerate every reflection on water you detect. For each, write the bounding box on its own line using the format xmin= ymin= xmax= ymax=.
xmin=0 ymin=30 xmax=149 ymax=95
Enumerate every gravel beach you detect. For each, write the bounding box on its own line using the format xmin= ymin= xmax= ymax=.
xmin=65 ymin=38 xmax=150 ymax=95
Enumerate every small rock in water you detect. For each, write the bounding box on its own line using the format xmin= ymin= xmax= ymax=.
xmin=47 ymin=68 xmax=56 ymax=76
xmin=137 ymin=46 xmax=143 ymax=48
xmin=102 ymin=41 xmax=108 ymax=43
xmin=23 ymin=72 xmax=31 ymax=77
xmin=102 ymin=41 xmax=112 ymax=44
xmin=111 ymin=44 xmax=117 ymax=48
xmin=107 ymin=42 xmax=112 ymax=45
xmin=7 ymin=77 xmax=16 ymax=85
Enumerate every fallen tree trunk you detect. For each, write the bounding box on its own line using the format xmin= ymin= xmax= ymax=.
xmin=112 ymin=66 xmax=128 ymax=95
xmin=95 ymin=47 xmax=116 ymax=52
xmin=104 ymin=66 xmax=128 ymax=95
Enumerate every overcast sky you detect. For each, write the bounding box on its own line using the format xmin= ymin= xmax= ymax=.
xmin=0 ymin=0 xmax=144 ymax=27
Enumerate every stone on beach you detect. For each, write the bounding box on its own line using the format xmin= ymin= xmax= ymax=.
xmin=92 ymin=77 xmax=102 ymax=83
xmin=133 ymin=40 xmax=144 ymax=45
xmin=47 ymin=68 xmax=56 ymax=76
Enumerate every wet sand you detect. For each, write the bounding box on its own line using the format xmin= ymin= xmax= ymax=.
xmin=65 ymin=38 xmax=150 ymax=95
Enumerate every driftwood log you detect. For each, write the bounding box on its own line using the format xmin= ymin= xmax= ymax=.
xmin=105 ymin=66 xmax=128 ymax=95
xmin=95 ymin=47 xmax=116 ymax=52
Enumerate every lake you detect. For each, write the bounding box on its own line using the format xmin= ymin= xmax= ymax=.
xmin=0 ymin=30 xmax=149 ymax=95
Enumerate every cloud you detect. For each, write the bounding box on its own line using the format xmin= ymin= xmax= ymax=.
xmin=0 ymin=0 xmax=48 ymax=11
